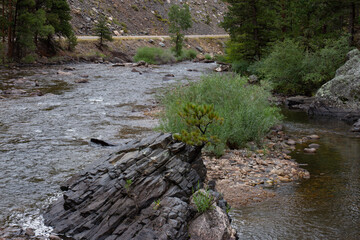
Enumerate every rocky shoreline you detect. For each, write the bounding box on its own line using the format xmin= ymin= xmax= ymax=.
xmin=203 ymin=126 xmax=313 ymax=207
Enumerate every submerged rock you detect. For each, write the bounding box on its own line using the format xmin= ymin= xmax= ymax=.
xmin=309 ymin=49 xmax=360 ymax=120
xmin=351 ymin=119 xmax=360 ymax=132
xmin=44 ymin=133 xmax=235 ymax=240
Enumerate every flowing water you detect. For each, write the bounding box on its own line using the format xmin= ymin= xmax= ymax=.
xmin=1 ymin=63 xmax=360 ymax=239
xmin=0 ymin=62 xmax=215 ymax=232
xmin=230 ymin=109 xmax=360 ymax=240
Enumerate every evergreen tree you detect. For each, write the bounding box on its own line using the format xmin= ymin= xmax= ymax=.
xmin=94 ymin=15 xmax=113 ymax=48
xmin=168 ymin=4 xmax=192 ymax=57
xmin=0 ymin=0 xmax=75 ymax=61
xmin=221 ymin=0 xmax=277 ymax=60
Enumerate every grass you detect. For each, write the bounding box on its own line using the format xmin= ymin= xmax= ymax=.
xmin=133 ymin=47 xmax=197 ymax=64
xmin=158 ymin=74 xmax=282 ymax=155
xmin=133 ymin=47 xmax=175 ymax=64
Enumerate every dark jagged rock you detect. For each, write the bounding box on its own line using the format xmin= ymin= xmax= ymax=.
xmin=90 ymin=138 xmax=116 ymax=146
xmin=44 ymin=133 xmax=235 ymax=240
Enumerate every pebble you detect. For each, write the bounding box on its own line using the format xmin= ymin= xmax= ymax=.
xmin=304 ymin=148 xmax=317 ymax=153
xmin=286 ymin=139 xmax=296 ymax=145
xmin=308 ymin=143 xmax=320 ymax=149
xmin=309 ymin=134 xmax=320 ymax=139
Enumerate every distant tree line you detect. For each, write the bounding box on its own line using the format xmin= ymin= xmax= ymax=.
xmin=0 ymin=0 xmax=75 ymax=62
xmin=222 ymin=0 xmax=360 ymax=61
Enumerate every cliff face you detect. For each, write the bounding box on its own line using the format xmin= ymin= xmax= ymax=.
xmin=67 ymin=0 xmax=228 ymax=35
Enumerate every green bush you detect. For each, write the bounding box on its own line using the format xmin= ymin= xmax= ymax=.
xmin=176 ymin=49 xmax=197 ymax=61
xmin=251 ymin=37 xmax=351 ymax=95
xmin=193 ymin=189 xmax=214 ymax=213
xmin=158 ymin=74 xmax=282 ymax=155
xmin=133 ymin=47 xmax=175 ymax=64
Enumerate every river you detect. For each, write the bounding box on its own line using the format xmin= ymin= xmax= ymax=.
xmin=1 ymin=63 xmax=359 ymax=239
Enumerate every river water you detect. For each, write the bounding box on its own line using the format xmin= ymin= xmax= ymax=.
xmin=231 ymin=109 xmax=360 ymax=239
xmin=1 ymin=63 xmax=359 ymax=239
xmin=0 ymin=62 xmax=215 ymax=232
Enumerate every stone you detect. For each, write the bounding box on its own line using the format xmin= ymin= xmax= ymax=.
xmin=214 ymin=64 xmax=230 ymax=72
xmin=196 ymin=46 xmax=204 ymax=52
xmin=308 ymin=143 xmax=320 ymax=149
xmin=56 ymin=70 xmax=72 ymax=75
xmin=309 ymin=135 xmax=320 ymax=139
xmin=304 ymin=148 xmax=317 ymax=153
xmin=351 ymin=119 xmax=360 ymax=132
xmin=286 ymin=96 xmax=314 ymax=110
xmin=309 ymin=49 xmax=360 ymax=118
xmin=188 ymin=203 xmax=236 ymax=240
xmin=159 ymin=42 xmax=166 ymax=47
xmin=74 ymin=79 xmax=89 ymax=83
xmin=25 ymin=228 xmax=35 ymax=236
xmin=49 ymin=235 xmax=62 ymax=240
xmin=286 ymin=139 xmax=296 ymax=145
xmin=44 ymin=133 xmax=236 ymax=240
xmin=248 ymin=75 xmax=259 ymax=84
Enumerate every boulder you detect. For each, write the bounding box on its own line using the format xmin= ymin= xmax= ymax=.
xmin=44 ymin=133 xmax=236 ymax=240
xmin=309 ymin=49 xmax=360 ymax=120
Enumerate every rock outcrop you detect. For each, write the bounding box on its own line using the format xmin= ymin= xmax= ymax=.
xmin=44 ymin=133 xmax=236 ymax=240
xmin=309 ymin=49 xmax=360 ymax=122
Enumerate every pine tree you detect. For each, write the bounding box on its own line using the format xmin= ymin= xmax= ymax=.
xmin=94 ymin=15 xmax=113 ymax=48
xmin=168 ymin=4 xmax=192 ymax=57
xmin=221 ymin=0 xmax=277 ymax=60
xmin=0 ymin=0 xmax=75 ymax=61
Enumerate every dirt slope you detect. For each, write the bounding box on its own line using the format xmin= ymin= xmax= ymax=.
xmin=68 ymin=0 xmax=228 ymax=36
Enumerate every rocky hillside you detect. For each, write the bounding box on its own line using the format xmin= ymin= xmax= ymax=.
xmin=68 ymin=0 xmax=228 ymax=36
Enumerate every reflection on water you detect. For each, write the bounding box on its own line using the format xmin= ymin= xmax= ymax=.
xmin=230 ymin=110 xmax=360 ymax=239
xmin=0 ymin=62 xmax=216 ymax=228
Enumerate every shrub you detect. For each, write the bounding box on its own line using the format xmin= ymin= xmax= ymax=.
xmin=204 ymin=54 xmax=212 ymax=60
xmin=158 ymin=74 xmax=282 ymax=155
xmin=133 ymin=47 xmax=175 ymax=64
xmin=192 ymin=189 xmax=214 ymax=213
xmin=176 ymin=49 xmax=197 ymax=61
xmin=251 ymin=37 xmax=351 ymax=95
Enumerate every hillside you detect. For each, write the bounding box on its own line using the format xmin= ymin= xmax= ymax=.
xmin=68 ymin=0 xmax=228 ymax=36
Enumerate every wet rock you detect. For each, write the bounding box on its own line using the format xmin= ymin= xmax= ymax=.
xmin=25 ymin=228 xmax=35 ymax=236
xmin=214 ymin=64 xmax=230 ymax=72
xmin=286 ymin=96 xmax=314 ymax=110
xmin=74 ymin=79 xmax=89 ymax=83
xmin=286 ymin=139 xmax=296 ymax=145
xmin=308 ymin=143 xmax=320 ymax=149
xmin=112 ymin=63 xmax=125 ymax=67
xmin=63 ymin=67 xmax=76 ymax=71
xmin=57 ymin=70 xmax=72 ymax=75
xmin=351 ymin=119 xmax=360 ymax=132
xmin=49 ymin=235 xmax=62 ymax=240
xmin=304 ymin=148 xmax=317 ymax=153
xmin=44 ymin=133 xmax=235 ymax=240
xmin=309 ymin=134 xmax=320 ymax=139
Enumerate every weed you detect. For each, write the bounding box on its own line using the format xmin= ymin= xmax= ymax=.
xmin=193 ymin=189 xmax=214 ymax=213
xmin=153 ymin=199 xmax=161 ymax=210
xmin=125 ymin=179 xmax=133 ymax=192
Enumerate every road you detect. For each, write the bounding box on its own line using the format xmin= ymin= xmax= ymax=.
xmin=77 ymin=34 xmax=229 ymax=41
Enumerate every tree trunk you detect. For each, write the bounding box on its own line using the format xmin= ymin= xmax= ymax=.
xmin=349 ymin=2 xmax=356 ymax=46
xmin=251 ymin=0 xmax=259 ymax=58
xmin=7 ymin=0 xmax=13 ymax=58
